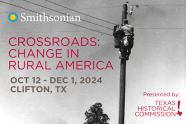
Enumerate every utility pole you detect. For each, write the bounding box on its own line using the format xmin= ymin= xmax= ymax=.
xmin=119 ymin=3 xmax=128 ymax=124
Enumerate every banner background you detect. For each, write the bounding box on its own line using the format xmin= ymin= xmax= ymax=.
xmin=0 ymin=0 xmax=185 ymax=124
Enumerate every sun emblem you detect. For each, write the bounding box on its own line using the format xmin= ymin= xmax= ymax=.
xmin=8 ymin=12 xmax=18 ymax=22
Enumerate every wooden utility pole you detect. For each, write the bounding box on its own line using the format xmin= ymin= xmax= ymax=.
xmin=119 ymin=3 xmax=127 ymax=124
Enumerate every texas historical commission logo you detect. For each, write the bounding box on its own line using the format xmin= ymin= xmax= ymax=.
xmin=8 ymin=12 xmax=18 ymax=22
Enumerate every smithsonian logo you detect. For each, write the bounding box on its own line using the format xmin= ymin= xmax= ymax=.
xmin=8 ymin=12 xmax=18 ymax=22
xmin=8 ymin=12 xmax=81 ymax=22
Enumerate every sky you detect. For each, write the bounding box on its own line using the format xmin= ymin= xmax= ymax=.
xmin=0 ymin=0 xmax=185 ymax=124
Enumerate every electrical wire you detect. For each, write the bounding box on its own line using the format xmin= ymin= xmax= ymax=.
xmin=135 ymin=28 xmax=186 ymax=29
xmin=45 ymin=0 xmax=116 ymax=25
xmin=132 ymin=4 xmax=186 ymax=7
xmin=22 ymin=0 xmax=113 ymax=30
xmin=128 ymin=15 xmax=134 ymax=24
xmin=0 ymin=1 xmax=113 ymax=36
xmin=1 ymin=30 xmax=110 ymax=34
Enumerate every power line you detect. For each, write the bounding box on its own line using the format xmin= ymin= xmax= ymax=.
xmin=0 ymin=8 xmax=118 ymax=14
xmin=0 ymin=7 xmax=119 ymax=14
xmin=45 ymin=0 xmax=116 ymax=25
xmin=22 ymin=0 xmax=113 ymax=30
xmin=0 ymin=1 xmax=112 ymax=36
xmin=135 ymin=28 xmax=186 ymax=29
xmin=0 ymin=4 xmax=185 ymax=13
xmin=132 ymin=4 xmax=186 ymax=6
xmin=1 ymin=30 xmax=111 ymax=34
xmin=1 ymin=27 xmax=185 ymax=35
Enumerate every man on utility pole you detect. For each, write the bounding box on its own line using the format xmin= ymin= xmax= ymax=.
xmin=120 ymin=19 xmax=134 ymax=60
xmin=113 ymin=19 xmax=134 ymax=60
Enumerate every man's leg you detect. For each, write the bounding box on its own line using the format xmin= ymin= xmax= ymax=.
xmin=125 ymin=48 xmax=131 ymax=60
xmin=125 ymin=36 xmax=133 ymax=60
